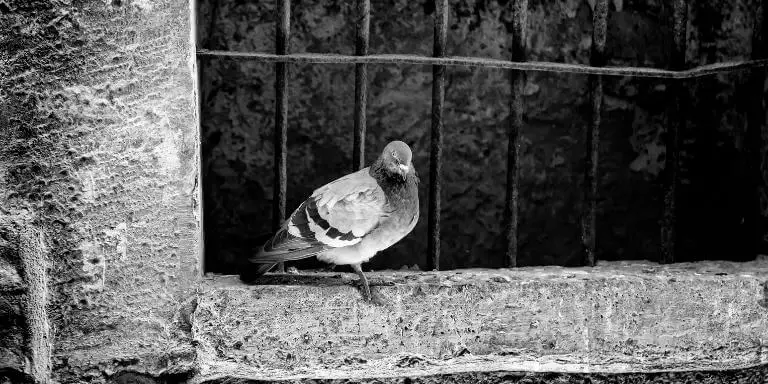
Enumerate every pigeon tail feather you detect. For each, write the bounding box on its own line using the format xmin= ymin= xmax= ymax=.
xmin=249 ymin=227 xmax=328 ymax=263
xmin=239 ymin=262 xmax=276 ymax=283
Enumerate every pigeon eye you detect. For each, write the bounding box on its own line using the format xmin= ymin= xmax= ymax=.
xmin=391 ymin=151 xmax=397 ymax=158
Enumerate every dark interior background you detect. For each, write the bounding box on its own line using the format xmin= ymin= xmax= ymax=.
xmin=197 ymin=0 xmax=768 ymax=274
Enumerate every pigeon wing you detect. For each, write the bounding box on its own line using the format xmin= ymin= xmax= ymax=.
xmin=249 ymin=167 xmax=388 ymax=264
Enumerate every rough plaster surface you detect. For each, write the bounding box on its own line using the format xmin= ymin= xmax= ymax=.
xmin=1 ymin=0 xmax=199 ymax=382
xmin=192 ymin=260 xmax=768 ymax=383
xmin=44 ymin=1 xmax=199 ymax=381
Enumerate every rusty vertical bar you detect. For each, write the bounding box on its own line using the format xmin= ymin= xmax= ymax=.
xmin=582 ymin=0 xmax=608 ymax=267
xmin=353 ymin=0 xmax=370 ymax=171
xmin=745 ymin=1 xmax=767 ymax=259
xmin=427 ymin=0 xmax=448 ymax=271
xmin=660 ymin=0 xmax=688 ymax=264
xmin=505 ymin=0 xmax=527 ymax=268
xmin=274 ymin=0 xmax=290 ymax=272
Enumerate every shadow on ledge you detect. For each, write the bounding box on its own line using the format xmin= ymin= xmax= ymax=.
xmin=238 ymin=270 xmax=397 ymax=288
xmin=239 ymin=272 xmax=350 ymax=286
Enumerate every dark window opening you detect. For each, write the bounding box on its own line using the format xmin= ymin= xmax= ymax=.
xmin=197 ymin=0 xmax=768 ymax=275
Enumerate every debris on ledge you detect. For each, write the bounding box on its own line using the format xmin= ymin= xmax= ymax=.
xmin=190 ymin=259 xmax=768 ymax=383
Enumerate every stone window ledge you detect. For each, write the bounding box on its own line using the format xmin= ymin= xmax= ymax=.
xmin=187 ymin=259 xmax=768 ymax=383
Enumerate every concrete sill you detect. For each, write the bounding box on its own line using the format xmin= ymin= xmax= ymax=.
xmin=190 ymin=260 xmax=768 ymax=383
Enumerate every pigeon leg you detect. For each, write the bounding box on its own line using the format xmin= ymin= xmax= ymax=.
xmin=351 ymin=263 xmax=371 ymax=301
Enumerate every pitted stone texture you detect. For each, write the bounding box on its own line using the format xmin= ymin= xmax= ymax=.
xmin=192 ymin=260 xmax=768 ymax=382
xmin=1 ymin=0 xmax=199 ymax=382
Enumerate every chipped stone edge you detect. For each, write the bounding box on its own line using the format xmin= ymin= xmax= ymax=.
xmin=189 ymin=0 xmax=205 ymax=279
xmin=190 ymin=359 xmax=768 ymax=384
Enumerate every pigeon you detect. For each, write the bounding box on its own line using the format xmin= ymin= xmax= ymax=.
xmin=246 ymin=140 xmax=420 ymax=300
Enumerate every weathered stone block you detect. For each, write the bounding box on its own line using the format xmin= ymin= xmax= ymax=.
xmin=1 ymin=0 xmax=200 ymax=382
xmin=192 ymin=260 xmax=768 ymax=382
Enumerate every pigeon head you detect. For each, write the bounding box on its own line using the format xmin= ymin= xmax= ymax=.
xmin=378 ymin=140 xmax=413 ymax=180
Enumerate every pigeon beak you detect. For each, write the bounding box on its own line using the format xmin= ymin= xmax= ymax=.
xmin=395 ymin=163 xmax=409 ymax=180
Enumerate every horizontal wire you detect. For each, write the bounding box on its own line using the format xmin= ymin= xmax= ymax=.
xmin=197 ymin=49 xmax=768 ymax=79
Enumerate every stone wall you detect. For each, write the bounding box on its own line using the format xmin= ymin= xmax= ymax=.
xmin=1 ymin=0 xmax=199 ymax=382
xmin=192 ymin=260 xmax=768 ymax=383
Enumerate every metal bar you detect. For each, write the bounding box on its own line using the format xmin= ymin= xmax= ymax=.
xmin=582 ymin=0 xmax=608 ymax=267
xmin=274 ymin=0 xmax=290 ymax=272
xmin=745 ymin=0 xmax=767 ymax=259
xmin=197 ymin=49 xmax=768 ymax=79
xmin=427 ymin=0 xmax=448 ymax=272
xmin=660 ymin=0 xmax=688 ymax=264
xmin=353 ymin=0 xmax=370 ymax=171
xmin=506 ymin=0 xmax=527 ymax=268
